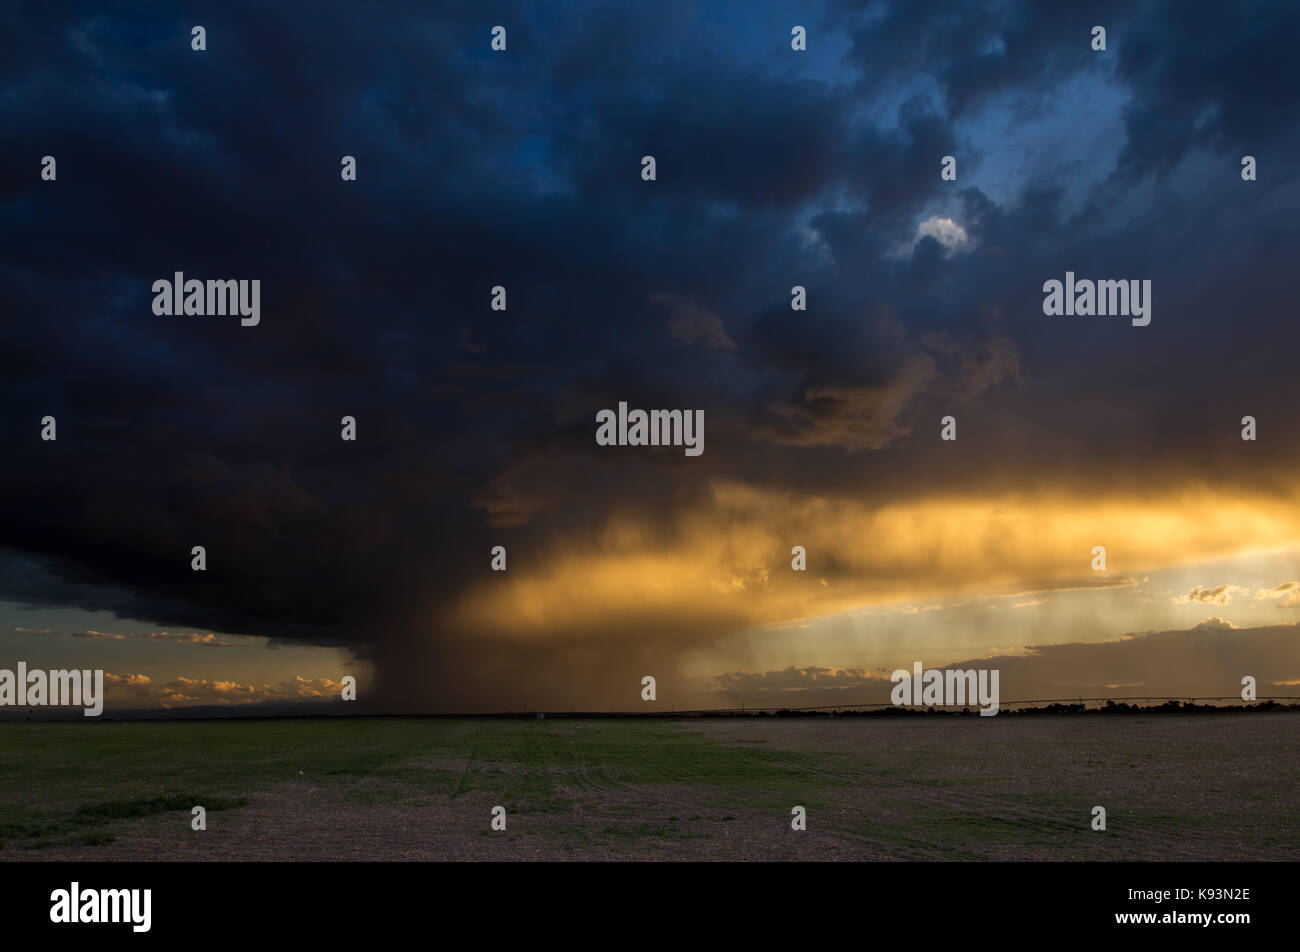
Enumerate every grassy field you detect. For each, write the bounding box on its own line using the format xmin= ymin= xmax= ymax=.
xmin=1 ymin=712 xmax=1296 ymax=860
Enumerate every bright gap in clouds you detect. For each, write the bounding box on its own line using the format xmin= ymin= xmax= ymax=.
xmin=915 ymin=215 xmax=971 ymax=253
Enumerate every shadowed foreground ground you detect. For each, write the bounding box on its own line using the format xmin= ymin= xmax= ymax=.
xmin=1 ymin=713 xmax=1295 ymax=861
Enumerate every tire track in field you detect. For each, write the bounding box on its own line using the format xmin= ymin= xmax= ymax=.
xmin=464 ymin=721 xmax=1265 ymax=860
xmin=450 ymin=722 xmax=483 ymax=799
xmin=494 ymin=721 xmax=1245 ymax=859
xmin=549 ymin=721 xmax=1077 ymax=858
xmin=683 ymin=723 xmax=1220 ymax=859
xmin=751 ymin=739 xmax=1206 ymax=859
xmin=521 ymin=724 xmax=889 ymax=858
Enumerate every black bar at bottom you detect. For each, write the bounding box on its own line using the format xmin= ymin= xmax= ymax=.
xmin=0 ymin=861 xmax=1277 ymax=940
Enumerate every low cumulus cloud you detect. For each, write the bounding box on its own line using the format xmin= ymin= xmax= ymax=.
xmin=103 ymin=673 xmax=345 ymax=709
xmin=1175 ymin=585 xmax=1249 ymax=605
xmin=1255 ymin=581 xmax=1300 ymax=606
xmin=1193 ymin=616 xmax=1237 ymax=630
xmin=698 ymin=623 xmax=1299 ymax=707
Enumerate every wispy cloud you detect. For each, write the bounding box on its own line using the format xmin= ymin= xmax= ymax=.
xmin=12 ymin=627 xmax=252 ymax=648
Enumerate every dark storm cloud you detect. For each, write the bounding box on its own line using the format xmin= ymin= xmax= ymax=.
xmin=2 ymin=0 xmax=1298 ymax=710
xmin=1111 ymin=1 xmax=1300 ymax=181
xmin=833 ymin=0 xmax=1131 ymax=119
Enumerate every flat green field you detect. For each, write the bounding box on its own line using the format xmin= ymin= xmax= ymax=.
xmin=1 ymin=712 xmax=1295 ymax=861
